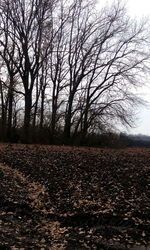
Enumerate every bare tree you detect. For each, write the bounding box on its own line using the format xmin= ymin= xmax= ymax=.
xmin=0 ymin=0 xmax=54 ymax=142
xmin=0 ymin=0 xmax=149 ymax=144
xmin=61 ymin=0 xmax=149 ymax=142
xmin=0 ymin=9 xmax=19 ymax=140
xmin=48 ymin=1 xmax=70 ymax=141
xmin=0 ymin=77 xmax=8 ymax=140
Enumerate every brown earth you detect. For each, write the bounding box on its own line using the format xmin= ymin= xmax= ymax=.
xmin=0 ymin=144 xmax=149 ymax=249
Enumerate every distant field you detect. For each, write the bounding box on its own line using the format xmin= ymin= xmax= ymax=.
xmin=0 ymin=144 xmax=149 ymax=249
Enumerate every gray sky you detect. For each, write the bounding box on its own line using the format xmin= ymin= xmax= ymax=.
xmin=127 ymin=0 xmax=150 ymax=17
xmin=97 ymin=0 xmax=150 ymax=135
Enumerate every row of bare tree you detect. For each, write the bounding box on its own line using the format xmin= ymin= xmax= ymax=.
xmin=0 ymin=0 xmax=149 ymax=144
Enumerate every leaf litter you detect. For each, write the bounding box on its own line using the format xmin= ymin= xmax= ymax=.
xmin=0 ymin=144 xmax=149 ymax=249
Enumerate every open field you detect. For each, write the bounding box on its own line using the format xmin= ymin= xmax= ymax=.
xmin=0 ymin=144 xmax=149 ymax=249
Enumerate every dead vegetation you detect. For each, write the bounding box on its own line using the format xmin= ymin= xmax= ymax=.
xmin=0 ymin=144 xmax=149 ymax=249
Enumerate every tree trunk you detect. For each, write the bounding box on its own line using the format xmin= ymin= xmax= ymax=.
xmin=24 ymin=90 xmax=32 ymax=143
xmin=80 ymin=103 xmax=89 ymax=145
xmin=7 ymin=74 xmax=14 ymax=141
xmin=40 ymin=88 xmax=45 ymax=130
xmin=0 ymin=83 xmax=7 ymax=141
xmin=51 ymin=105 xmax=57 ymax=143
xmin=63 ymin=93 xmax=74 ymax=141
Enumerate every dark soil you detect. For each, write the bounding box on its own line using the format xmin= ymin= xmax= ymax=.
xmin=0 ymin=144 xmax=149 ymax=249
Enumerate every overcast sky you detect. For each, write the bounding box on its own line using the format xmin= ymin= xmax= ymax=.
xmin=127 ymin=0 xmax=150 ymax=135
xmin=97 ymin=0 xmax=150 ymax=135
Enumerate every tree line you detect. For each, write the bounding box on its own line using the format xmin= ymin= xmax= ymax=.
xmin=0 ymin=0 xmax=149 ymax=144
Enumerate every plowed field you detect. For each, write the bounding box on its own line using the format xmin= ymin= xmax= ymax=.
xmin=0 ymin=144 xmax=149 ymax=249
